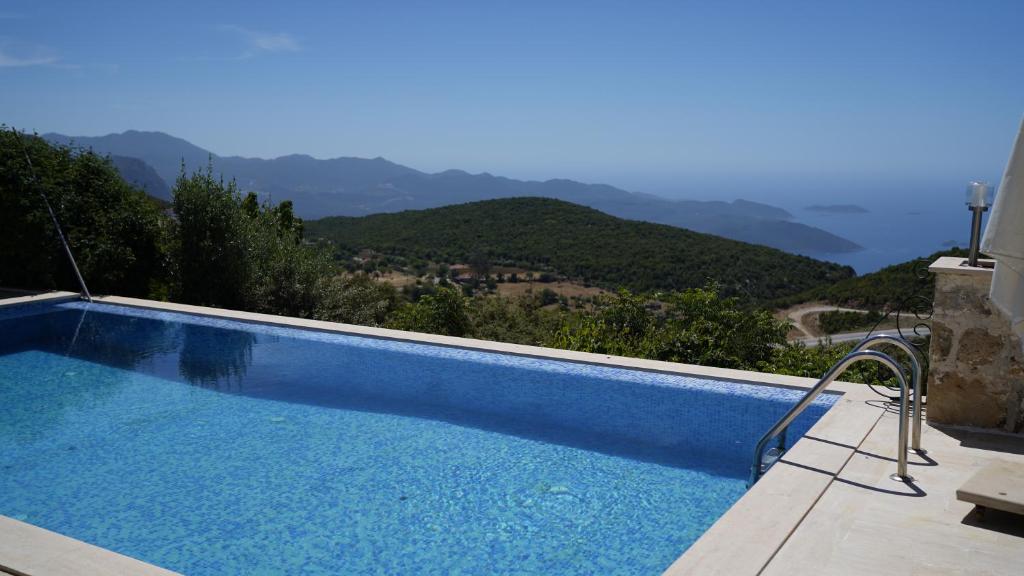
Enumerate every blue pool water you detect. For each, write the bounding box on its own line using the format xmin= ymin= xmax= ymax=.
xmin=0 ymin=301 xmax=836 ymax=575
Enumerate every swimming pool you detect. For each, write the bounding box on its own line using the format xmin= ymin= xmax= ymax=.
xmin=0 ymin=300 xmax=836 ymax=575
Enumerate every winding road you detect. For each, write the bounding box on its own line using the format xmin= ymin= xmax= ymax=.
xmin=785 ymin=305 xmax=863 ymax=339
xmin=795 ymin=326 xmax=931 ymax=347
xmin=783 ymin=304 xmax=931 ymax=347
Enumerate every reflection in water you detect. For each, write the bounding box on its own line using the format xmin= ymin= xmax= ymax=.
xmin=177 ymin=324 xmax=255 ymax=390
xmin=0 ymin=306 xmax=260 ymax=444
xmin=64 ymin=308 xmax=89 ymax=357
xmin=70 ymin=307 xmax=178 ymax=370
xmin=0 ymin=306 xmax=257 ymax=391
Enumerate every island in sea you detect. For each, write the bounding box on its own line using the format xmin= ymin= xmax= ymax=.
xmin=804 ymin=204 xmax=870 ymax=214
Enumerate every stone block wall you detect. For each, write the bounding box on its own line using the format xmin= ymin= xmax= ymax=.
xmin=928 ymin=257 xmax=1024 ymax=433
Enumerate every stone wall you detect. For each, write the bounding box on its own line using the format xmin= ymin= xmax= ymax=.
xmin=927 ymin=257 xmax=1024 ymax=433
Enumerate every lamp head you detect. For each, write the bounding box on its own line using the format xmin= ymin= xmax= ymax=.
xmin=966 ymin=181 xmax=992 ymax=209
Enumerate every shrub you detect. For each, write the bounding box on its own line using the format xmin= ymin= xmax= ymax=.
xmin=818 ymin=309 xmax=883 ymax=334
xmin=171 ymin=169 xmax=330 ymax=316
xmin=314 ymin=273 xmax=399 ymax=326
xmin=546 ymin=287 xmax=790 ymax=369
xmin=0 ymin=129 xmax=166 ymax=296
xmin=387 ymin=287 xmax=471 ymax=336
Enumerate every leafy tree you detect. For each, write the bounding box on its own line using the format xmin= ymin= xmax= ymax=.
xmin=469 ymin=252 xmax=491 ymax=279
xmin=547 ymin=289 xmax=663 ymax=359
xmin=171 ymin=167 xmax=250 ymax=309
xmin=273 ymin=200 xmax=303 ymax=239
xmin=314 ymin=273 xmax=399 ymax=326
xmin=171 ymin=167 xmax=329 ymax=316
xmin=243 ymin=207 xmax=331 ymax=318
xmin=387 ymin=287 xmax=470 ymax=336
xmin=0 ymin=128 xmax=166 ymax=297
xmin=657 ymin=288 xmax=788 ymax=368
xmin=466 ymin=294 xmax=563 ymax=345
xmin=539 ymin=287 xmax=559 ymax=306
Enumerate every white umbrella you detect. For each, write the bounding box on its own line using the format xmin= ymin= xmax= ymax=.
xmin=981 ymin=117 xmax=1024 ymax=346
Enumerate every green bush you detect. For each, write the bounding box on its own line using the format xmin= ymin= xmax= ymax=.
xmin=171 ymin=168 xmax=332 ymax=317
xmin=546 ymin=287 xmax=789 ymax=369
xmin=387 ymin=287 xmax=471 ymax=336
xmin=314 ymin=273 xmax=399 ymax=326
xmin=818 ymin=309 xmax=883 ymax=334
xmin=0 ymin=129 xmax=166 ymax=296
xmin=465 ymin=294 xmax=562 ymax=345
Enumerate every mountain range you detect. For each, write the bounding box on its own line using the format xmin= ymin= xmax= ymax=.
xmin=44 ymin=130 xmax=862 ymax=254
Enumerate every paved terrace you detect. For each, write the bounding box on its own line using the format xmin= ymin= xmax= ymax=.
xmin=671 ymin=404 xmax=1024 ymax=575
xmin=764 ymin=412 xmax=1023 ymax=575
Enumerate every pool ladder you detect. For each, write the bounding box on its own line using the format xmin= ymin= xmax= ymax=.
xmin=748 ymin=334 xmax=924 ymax=488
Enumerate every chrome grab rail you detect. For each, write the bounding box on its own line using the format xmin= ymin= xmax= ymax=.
xmin=748 ymin=350 xmax=911 ymax=487
xmin=13 ymin=128 xmax=92 ymax=302
xmin=850 ymin=334 xmax=925 ymax=452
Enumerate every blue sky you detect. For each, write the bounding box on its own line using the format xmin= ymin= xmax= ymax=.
xmin=2 ymin=1 xmax=1022 ymax=199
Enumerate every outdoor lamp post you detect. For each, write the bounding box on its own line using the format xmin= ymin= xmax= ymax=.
xmin=966 ymin=181 xmax=992 ymax=267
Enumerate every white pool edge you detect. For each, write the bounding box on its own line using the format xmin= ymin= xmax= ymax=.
xmin=0 ymin=293 xmax=884 ymax=576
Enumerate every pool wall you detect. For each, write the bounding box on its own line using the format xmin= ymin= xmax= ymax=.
xmin=0 ymin=292 xmax=884 ymax=576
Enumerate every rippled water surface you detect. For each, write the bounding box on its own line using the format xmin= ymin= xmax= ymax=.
xmin=0 ymin=302 xmax=835 ymax=575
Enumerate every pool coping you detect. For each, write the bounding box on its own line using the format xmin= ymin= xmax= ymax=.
xmin=0 ymin=292 xmax=888 ymax=576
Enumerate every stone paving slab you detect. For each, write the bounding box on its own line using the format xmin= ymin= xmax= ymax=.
xmin=760 ymin=414 xmax=1024 ymax=576
xmin=957 ymin=459 xmax=1024 ymax=516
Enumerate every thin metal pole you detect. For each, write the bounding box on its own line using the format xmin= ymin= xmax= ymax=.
xmin=967 ymin=206 xmax=987 ymax=267
xmin=13 ymin=129 xmax=92 ymax=302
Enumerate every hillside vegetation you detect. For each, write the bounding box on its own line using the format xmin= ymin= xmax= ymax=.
xmin=774 ymin=248 xmax=968 ymax=310
xmin=306 ymin=197 xmax=854 ymax=302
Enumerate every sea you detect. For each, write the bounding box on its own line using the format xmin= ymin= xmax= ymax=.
xmin=652 ymin=180 xmax=996 ymax=275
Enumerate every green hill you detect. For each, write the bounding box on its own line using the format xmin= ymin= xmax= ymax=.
xmin=305 ymin=197 xmax=854 ymax=302
xmin=775 ymin=248 xmax=969 ymax=310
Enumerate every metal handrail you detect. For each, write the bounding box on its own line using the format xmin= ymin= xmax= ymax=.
xmin=748 ymin=349 xmax=911 ymax=487
xmin=851 ymin=334 xmax=925 ymax=452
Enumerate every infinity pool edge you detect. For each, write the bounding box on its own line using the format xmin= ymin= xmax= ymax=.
xmin=0 ymin=293 xmax=881 ymax=576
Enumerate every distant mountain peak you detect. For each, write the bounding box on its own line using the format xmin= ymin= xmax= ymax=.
xmin=41 ymin=129 xmax=861 ymax=255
